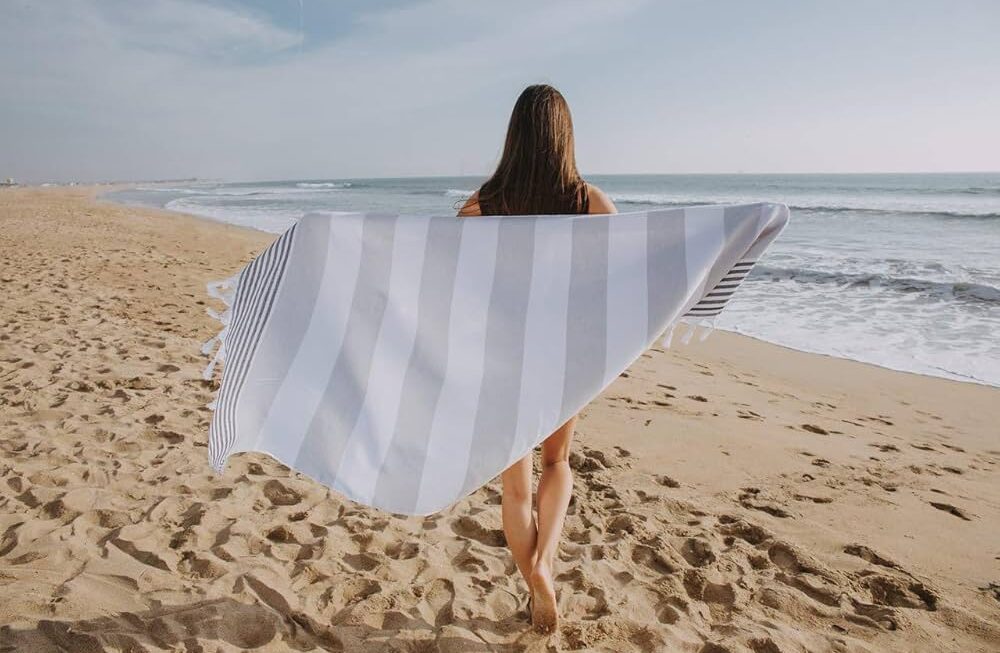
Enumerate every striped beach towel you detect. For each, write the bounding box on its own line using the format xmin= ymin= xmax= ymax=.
xmin=203 ymin=203 xmax=788 ymax=515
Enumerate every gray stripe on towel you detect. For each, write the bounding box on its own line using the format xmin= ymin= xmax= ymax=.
xmin=646 ymin=209 xmax=688 ymax=342
xmin=238 ymin=215 xmax=332 ymax=451
xmin=372 ymin=216 xmax=464 ymax=512
xmin=294 ymin=215 xmax=398 ymax=483
xmin=561 ymin=216 xmax=610 ymax=419
xmin=460 ymin=217 xmax=536 ymax=497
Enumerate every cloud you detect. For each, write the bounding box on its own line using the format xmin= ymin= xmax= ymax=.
xmin=0 ymin=0 xmax=646 ymax=181
xmin=8 ymin=0 xmax=302 ymax=60
xmin=100 ymin=0 xmax=303 ymax=59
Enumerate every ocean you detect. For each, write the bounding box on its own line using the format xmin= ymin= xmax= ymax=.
xmin=104 ymin=173 xmax=1000 ymax=387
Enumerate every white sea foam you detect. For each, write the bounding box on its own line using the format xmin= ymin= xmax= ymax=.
xmin=296 ymin=182 xmax=351 ymax=189
xmin=608 ymin=192 xmax=1000 ymax=218
xmin=164 ymin=198 xmax=351 ymax=234
xmin=135 ymin=186 xmax=211 ymax=195
xmin=716 ymin=285 xmax=1000 ymax=386
xmin=445 ymin=189 xmax=474 ymax=198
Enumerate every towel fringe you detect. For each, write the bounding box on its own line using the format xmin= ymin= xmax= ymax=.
xmin=680 ymin=321 xmax=697 ymax=345
xmin=697 ymin=316 xmax=716 ymax=342
xmin=660 ymin=324 xmax=676 ymax=348
xmin=661 ymin=315 xmax=718 ymax=349
xmin=201 ymin=273 xmax=241 ymax=390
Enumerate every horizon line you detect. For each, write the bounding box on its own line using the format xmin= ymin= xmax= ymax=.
xmin=13 ymin=169 xmax=1000 ymax=186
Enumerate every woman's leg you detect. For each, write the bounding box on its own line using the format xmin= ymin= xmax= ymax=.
xmin=500 ymin=453 xmax=537 ymax=594
xmin=530 ymin=415 xmax=577 ymax=632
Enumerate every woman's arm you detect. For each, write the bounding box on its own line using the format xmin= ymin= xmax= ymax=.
xmin=457 ymin=190 xmax=482 ymax=217
xmin=586 ymin=184 xmax=617 ymax=215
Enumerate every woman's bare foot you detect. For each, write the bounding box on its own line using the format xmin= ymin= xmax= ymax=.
xmin=529 ymin=561 xmax=558 ymax=633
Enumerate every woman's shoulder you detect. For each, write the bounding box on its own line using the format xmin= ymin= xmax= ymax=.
xmin=457 ymin=189 xmax=482 ymax=217
xmin=584 ymin=183 xmax=617 ymax=215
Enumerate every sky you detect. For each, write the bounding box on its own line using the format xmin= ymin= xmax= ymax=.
xmin=1 ymin=0 xmax=998 ymax=183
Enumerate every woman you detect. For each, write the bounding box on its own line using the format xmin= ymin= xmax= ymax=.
xmin=457 ymin=83 xmax=617 ymax=633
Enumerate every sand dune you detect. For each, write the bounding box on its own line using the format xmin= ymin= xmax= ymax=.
xmin=0 ymin=187 xmax=997 ymax=652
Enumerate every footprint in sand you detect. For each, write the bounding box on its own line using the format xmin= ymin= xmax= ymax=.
xmin=631 ymin=543 xmax=678 ymax=575
xmin=792 ymin=493 xmax=833 ymax=504
xmin=418 ymin=577 xmax=455 ymax=627
xmin=654 ymin=597 xmax=682 ymax=625
xmin=262 ymin=480 xmax=302 ymax=507
xmin=110 ymin=536 xmax=172 ymax=572
xmin=864 ymin=575 xmax=938 ymax=611
xmin=178 ymin=551 xmax=227 ymax=580
xmin=450 ymin=515 xmax=505 ymax=547
xmin=738 ymin=488 xmax=793 ymax=519
xmin=717 ymin=515 xmax=772 ymax=546
xmin=679 ymin=537 xmax=717 ymax=567
xmin=861 ymin=415 xmax=894 ymax=426
xmin=979 ymin=582 xmax=1000 ymax=602
xmin=343 ymin=552 xmax=382 ymax=572
xmin=747 ymin=638 xmax=784 ymax=653
xmin=452 ymin=546 xmax=489 ymax=574
xmin=264 ymin=525 xmax=298 ymax=544
xmin=606 ymin=513 xmax=641 ymax=535
xmin=683 ymin=569 xmax=736 ymax=607
xmin=571 ymin=447 xmax=625 ymax=474
xmin=157 ymin=430 xmax=184 ymax=444
xmin=245 ymin=461 xmax=267 ymax=475
xmin=385 ymin=540 xmax=420 ymax=560
xmin=929 ymin=501 xmax=973 ymax=521
xmin=844 ymin=544 xmax=898 ymax=569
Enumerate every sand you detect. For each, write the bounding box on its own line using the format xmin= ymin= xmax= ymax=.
xmin=0 ymin=186 xmax=997 ymax=652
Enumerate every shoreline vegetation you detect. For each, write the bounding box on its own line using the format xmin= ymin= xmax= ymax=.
xmin=0 ymin=186 xmax=997 ymax=651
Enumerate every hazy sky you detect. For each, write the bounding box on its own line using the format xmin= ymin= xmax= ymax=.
xmin=2 ymin=0 xmax=998 ymax=182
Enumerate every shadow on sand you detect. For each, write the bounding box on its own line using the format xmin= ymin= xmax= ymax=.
xmin=0 ymin=593 xmax=545 ymax=652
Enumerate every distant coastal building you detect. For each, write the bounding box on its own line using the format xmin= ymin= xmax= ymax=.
xmin=0 ymin=178 xmax=16 ymax=187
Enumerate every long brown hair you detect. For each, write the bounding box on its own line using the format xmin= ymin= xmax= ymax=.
xmin=476 ymin=84 xmax=586 ymax=215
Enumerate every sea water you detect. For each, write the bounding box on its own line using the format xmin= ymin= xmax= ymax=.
xmin=105 ymin=173 xmax=1000 ymax=387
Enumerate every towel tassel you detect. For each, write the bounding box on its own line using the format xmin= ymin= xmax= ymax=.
xmin=661 ymin=316 xmax=720 ymax=350
xmin=697 ymin=316 xmax=717 ymax=342
xmin=200 ymin=273 xmax=241 ymax=388
xmin=660 ymin=324 xmax=676 ymax=348
xmin=680 ymin=320 xmax=697 ymax=345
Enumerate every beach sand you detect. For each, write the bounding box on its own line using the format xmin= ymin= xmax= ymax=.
xmin=1 ymin=186 xmax=997 ymax=652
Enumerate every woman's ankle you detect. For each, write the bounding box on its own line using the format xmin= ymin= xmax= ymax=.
xmin=531 ymin=555 xmax=553 ymax=579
